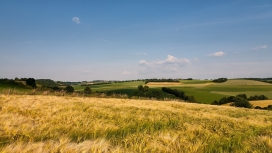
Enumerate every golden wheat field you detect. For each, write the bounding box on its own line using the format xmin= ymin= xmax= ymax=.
xmin=0 ymin=95 xmax=272 ymax=153
xmin=250 ymin=100 xmax=272 ymax=107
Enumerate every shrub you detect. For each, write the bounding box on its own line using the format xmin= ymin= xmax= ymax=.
xmin=64 ymin=85 xmax=74 ymax=93
xmin=26 ymin=78 xmax=36 ymax=88
xmin=84 ymin=86 xmax=92 ymax=94
xmin=230 ymin=97 xmax=252 ymax=108
xmin=212 ymin=78 xmax=227 ymax=83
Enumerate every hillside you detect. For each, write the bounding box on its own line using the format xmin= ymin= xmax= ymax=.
xmin=0 ymin=95 xmax=272 ymax=152
xmin=214 ymin=79 xmax=272 ymax=86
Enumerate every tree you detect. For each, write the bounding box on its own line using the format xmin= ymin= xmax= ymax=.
xmin=236 ymin=94 xmax=247 ymax=100
xmin=230 ymin=97 xmax=252 ymax=108
xmin=138 ymin=85 xmax=144 ymax=92
xmin=26 ymin=78 xmax=36 ymax=88
xmin=144 ymin=85 xmax=149 ymax=92
xmin=65 ymin=85 xmax=74 ymax=93
xmin=84 ymin=86 xmax=92 ymax=94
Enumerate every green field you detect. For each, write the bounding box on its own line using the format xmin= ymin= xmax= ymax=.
xmin=72 ymin=79 xmax=272 ymax=104
xmin=0 ymin=84 xmax=30 ymax=92
xmin=179 ymin=80 xmax=211 ymax=84
xmin=73 ymin=81 xmax=145 ymax=95
xmin=1 ymin=79 xmax=271 ymax=104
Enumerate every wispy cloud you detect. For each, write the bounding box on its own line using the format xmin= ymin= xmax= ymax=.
xmin=122 ymin=71 xmax=131 ymax=75
xmin=208 ymin=51 xmax=226 ymax=57
xmin=122 ymin=71 xmax=136 ymax=75
xmin=138 ymin=55 xmax=190 ymax=74
xmin=72 ymin=17 xmax=80 ymax=24
xmin=133 ymin=53 xmax=147 ymax=56
xmin=253 ymin=45 xmax=267 ymax=50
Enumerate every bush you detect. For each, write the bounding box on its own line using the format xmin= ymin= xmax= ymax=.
xmin=64 ymin=85 xmax=74 ymax=93
xmin=248 ymin=95 xmax=268 ymax=101
xmin=162 ymin=87 xmax=198 ymax=103
xmin=230 ymin=97 xmax=252 ymax=108
xmin=212 ymin=78 xmax=227 ymax=83
xmin=132 ymin=85 xmax=163 ymax=100
xmin=84 ymin=86 xmax=92 ymax=94
xmin=26 ymin=78 xmax=36 ymax=88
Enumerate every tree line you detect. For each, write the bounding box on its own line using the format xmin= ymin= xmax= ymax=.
xmin=212 ymin=78 xmax=227 ymax=83
xmin=145 ymin=78 xmax=180 ymax=84
xmin=162 ymin=87 xmax=198 ymax=103
xmin=132 ymin=85 xmax=163 ymax=99
xmin=211 ymin=94 xmax=269 ymax=108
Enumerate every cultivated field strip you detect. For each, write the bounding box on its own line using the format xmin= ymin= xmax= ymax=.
xmin=0 ymin=95 xmax=272 ymax=152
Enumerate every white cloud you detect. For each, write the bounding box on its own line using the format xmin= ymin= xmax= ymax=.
xmin=253 ymin=45 xmax=267 ymax=50
xmin=133 ymin=53 xmax=147 ymax=56
xmin=72 ymin=17 xmax=80 ymax=24
xmin=138 ymin=55 xmax=190 ymax=74
xmin=208 ymin=51 xmax=226 ymax=57
xmin=122 ymin=71 xmax=134 ymax=75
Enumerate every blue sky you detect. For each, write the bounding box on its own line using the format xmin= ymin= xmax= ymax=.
xmin=1 ymin=1 xmax=271 ymax=81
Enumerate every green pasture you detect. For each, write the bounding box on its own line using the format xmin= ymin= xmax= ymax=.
xmin=72 ymin=81 xmax=145 ymax=93
xmin=0 ymin=84 xmax=30 ymax=92
xmin=2 ymin=79 xmax=270 ymax=105
xmin=72 ymin=79 xmax=272 ymax=104
xmin=163 ymin=86 xmax=226 ymax=104
xmin=214 ymin=79 xmax=272 ymax=85
xmin=179 ymin=80 xmax=211 ymax=84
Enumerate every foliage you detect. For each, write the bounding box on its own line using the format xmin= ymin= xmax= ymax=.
xmin=230 ymin=97 xmax=252 ymax=108
xmin=36 ymin=79 xmax=59 ymax=88
xmin=162 ymin=87 xmax=198 ymax=103
xmin=84 ymin=86 xmax=92 ymax=94
xmin=212 ymin=94 xmax=253 ymax=108
xmin=236 ymin=94 xmax=247 ymax=100
xmin=132 ymin=85 xmax=163 ymax=99
xmin=254 ymin=105 xmax=272 ymax=110
xmin=248 ymin=95 xmax=269 ymax=101
xmin=64 ymin=85 xmax=74 ymax=93
xmin=26 ymin=78 xmax=36 ymax=88
xmin=0 ymin=78 xmax=25 ymax=87
xmin=212 ymin=78 xmax=228 ymax=83
xmin=145 ymin=78 xmax=180 ymax=84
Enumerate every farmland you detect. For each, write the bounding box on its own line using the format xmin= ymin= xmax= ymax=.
xmin=1 ymin=79 xmax=271 ymax=104
xmin=72 ymin=79 xmax=272 ymax=104
xmin=0 ymin=95 xmax=272 ymax=152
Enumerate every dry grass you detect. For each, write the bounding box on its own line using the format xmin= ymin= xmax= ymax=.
xmin=222 ymin=100 xmax=272 ymax=108
xmin=250 ymin=100 xmax=272 ymax=107
xmin=0 ymin=95 xmax=272 ymax=152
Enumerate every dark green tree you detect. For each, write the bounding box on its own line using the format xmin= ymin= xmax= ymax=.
xmin=26 ymin=78 xmax=36 ymax=88
xmin=138 ymin=85 xmax=144 ymax=92
xmin=84 ymin=86 xmax=92 ymax=94
xmin=236 ymin=94 xmax=247 ymax=100
xmin=230 ymin=97 xmax=252 ymax=108
xmin=144 ymin=85 xmax=149 ymax=92
xmin=65 ymin=85 xmax=74 ymax=93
